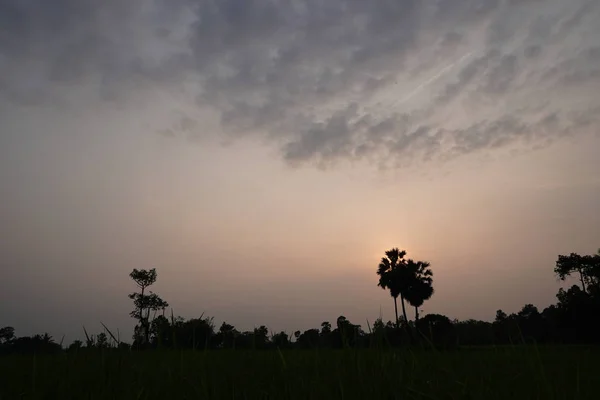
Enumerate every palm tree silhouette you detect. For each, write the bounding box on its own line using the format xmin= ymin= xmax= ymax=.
xmin=404 ymin=259 xmax=434 ymax=323
xmin=377 ymin=248 xmax=412 ymax=327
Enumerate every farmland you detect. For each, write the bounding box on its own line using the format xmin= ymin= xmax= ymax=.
xmin=1 ymin=345 xmax=598 ymax=400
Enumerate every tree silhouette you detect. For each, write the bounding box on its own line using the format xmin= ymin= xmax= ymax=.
xmin=96 ymin=332 xmax=109 ymax=349
xmin=67 ymin=340 xmax=83 ymax=352
xmin=404 ymin=259 xmax=434 ymax=323
xmin=555 ymin=251 xmax=600 ymax=294
xmin=128 ymin=268 xmax=169 ymax=345
xmin=216 ymin=322 xmax=239 ymax=349
xmin=296 ymin=329 xmax=320 ymax=348
xmin=321 ymin=321 xmax=331 ymax=335
xmin=6 ymin=333 xmax=61 ymax=355
xmin=555 ymin=253 xmax=589 ymax=292
xmin=0 ymin=326 xmax=15 ymax=344
xmin=253 ymin=326 xmax=270 ymax=349
xmin=416 ymin=314 xmax=456 ymax=349
xmin=7 ymin=245 xmax=600 ymax=355
xmin=271 ymin=331 xmax=290 ymax=348
xmin=377 ymin=248 xmax=412 ymax=327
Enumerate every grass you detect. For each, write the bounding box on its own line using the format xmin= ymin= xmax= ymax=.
xmin=0 ymin=345 xmax=598 ymax=399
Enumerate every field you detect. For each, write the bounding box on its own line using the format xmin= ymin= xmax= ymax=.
xmin=1 ymin=345 xmax=598 ymax=399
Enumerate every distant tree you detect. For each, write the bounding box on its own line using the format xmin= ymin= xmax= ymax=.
xmin=84 ymin=332 xmax=96 ymax=348
xmin=492 ymin=309 xmax=521 ymax=344
xmin=67 ymin=340 xmax=83 ymax=352
xmin=416 ymin=314 xmax=456 ymax=349
xmin=554 ymin=284 xmax=599 ymax=343
xmin=377 ymin=248 xmax=412 ymax=327
xmin=296 ymin=329 xmax=320 ymax=348
xmin=271 ymin=331 xmax=290 ymax=348
xmin=96 ymin=332 xmax=109 ymax=349
xmin=150 ymin=315 xmax=171 ymax=347
xmin=9 ymin=333 xmax=61 ymax=354
xmin=216 ymin=322 xmax=239 ymax=349
xmin=0 ymin=326 xmax=15 ymax=344
xmin=253 ymin=325 xmax=270 ymax=349
xmin=334 ymin=315 xmax=363 ymax=348
xmin=540 ymin=305 xmax=561 ymax=343
xmin=128 ymin=268 xmax=169 ymax=345
xmin=453 ymin=319 xmax=495 ymax=346
xmin=177 ymin=316 xmax=215 ymax=350
xmin=404 ymin=259 xmax=434 ymax=323
xmin=319 ymin=321 xmax=333 ymax=346
xmin=555 ymin=252 xmax=600 ymax=293
xmin=495 ymin=310 xmax=507 ymax=323
xmin=553 ymin=250 xmax=600 ymax=344
xmin=372 ymin=318 xmax=386 ymax=334
xmin=516 ymin=304 xmax=543 ymax=343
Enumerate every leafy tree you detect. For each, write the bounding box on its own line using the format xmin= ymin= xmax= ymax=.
xmin=67 ymin=340 xmax=83 ymax=352
xmin=334 ymin=315 xmax=363 ymax=348
xmin=176 ymin=316 xmax=215 ymax=350
xmin=252 ymin=325 xmax=270 ymax=349
xmin=128 ymin=268 xmax=169 ymax=345
xmin=492 ymin=309 xmax=518 ymax=344
xmin=553 ymin=250 xmax=600 ymax=343
xmin=404 ymin=259 xmax=434 ymax=323
xmin=377 ymin=248 xmax=412 ymax=327
xmin=0 ymin=326 xmax=15 ymax=344
xmin=555 ymin=252 xmax=600 ymax=293
xmin=495 ymin=310 xmax=507 ymax=322
xmin=320 ymin=321 xmax=331 ymax=335
xmin=271 ymin=331 xmax=290 ymax=348
xmin=372 ymin=318 xmax=386 ymax=334
xmin=516 ymin=304 xmax=543 ymax=343
xmin=8 ymin=333 xmax=61 ymax=354
xmin=454 ymin=319 xmax=495 ymax=346
xmin=319 ymin=321 xmax=333 ymax=346
xmin=96 ymin=332 xmax=109 ymax=349
xmin=215 ymin=322 xmax=239 ymax=349
xmin=150 ymin=315 xmax=172 ymax=347
xmin=416 ymin=314 xmax=456 ymax=349
xmin=296 ymin=329 xmax=320 ymax=348
xmin=84 ymin=332 xmax=96 ymax=348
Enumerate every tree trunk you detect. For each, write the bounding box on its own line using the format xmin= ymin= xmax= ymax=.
xmin=393 ymin=296 xmax=399 ymax=328
xmin=414 ymin=306 xmax=419 ymax=323
xmin=400 ymin=294 xmax=413 ymax=342
xmin=144 ymin=308 xmax=150 ymax=345
xmin=578 ymin=268 xmax=587 ymax=293
xmin=400 ymin=294 xmax=409 ymax=327
xmin=141 ymin=286 xmax=148 ymax=344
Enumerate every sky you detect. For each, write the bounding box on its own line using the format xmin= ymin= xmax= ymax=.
xmin=1 ymin=0 xmax=599 ymax=343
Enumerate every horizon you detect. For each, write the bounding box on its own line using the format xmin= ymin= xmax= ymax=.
xmin=1 ymin=0 xmax=600 ymax=344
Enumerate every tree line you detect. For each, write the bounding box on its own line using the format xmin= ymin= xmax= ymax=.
xmin=1 ymin=248 xmax=598 ymax=354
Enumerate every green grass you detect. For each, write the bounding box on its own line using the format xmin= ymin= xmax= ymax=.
xmin=0 ymin=345 xmax=597 ymax=399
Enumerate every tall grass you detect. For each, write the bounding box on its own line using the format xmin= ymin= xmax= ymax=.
xmin=0 ymin=345 xmax=597 ymax=399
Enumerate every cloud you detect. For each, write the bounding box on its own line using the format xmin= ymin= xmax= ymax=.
xmin=1 ymin=0 xmax=599 ymax=169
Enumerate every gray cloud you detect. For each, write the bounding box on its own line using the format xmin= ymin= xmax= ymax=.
xmin=441 ymin=107 xmax=600 ymax=160
xmin=1 ymin=0 xmax=599 ymax=168
xmin=435 ymin=50 xmax=500 ymax=105
xmin=481 ymin=54 xmax=518 ymax=95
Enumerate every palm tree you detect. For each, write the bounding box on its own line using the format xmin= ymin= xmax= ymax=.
xmin=377 ymin=248 xmax=412 ymax=327
xmin=404 ymin=259 xmax=434 ymax=323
